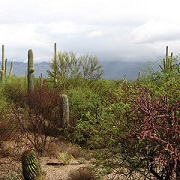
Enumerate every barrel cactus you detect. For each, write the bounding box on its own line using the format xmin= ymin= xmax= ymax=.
xmin=21 ymin=149 xmax=44 ymax=180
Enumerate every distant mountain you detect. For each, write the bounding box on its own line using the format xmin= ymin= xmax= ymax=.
xmin=7 ymin=60 xmax=160 ymax=80
xmin=6 ymin=61 xmax=50 ymax=78
xmin=101 ymin=60 xmax=160 ymax=80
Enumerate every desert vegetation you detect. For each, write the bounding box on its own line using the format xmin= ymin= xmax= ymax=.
xmin=0 ymin=44 xmax=179 ymax=179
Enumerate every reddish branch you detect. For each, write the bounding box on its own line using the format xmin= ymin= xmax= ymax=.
xmin=133 ymin=95 xmax=180 ymax=179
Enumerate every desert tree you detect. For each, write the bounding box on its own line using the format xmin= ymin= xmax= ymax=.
xmin=47 ymin=51 xmax=103 ymax=82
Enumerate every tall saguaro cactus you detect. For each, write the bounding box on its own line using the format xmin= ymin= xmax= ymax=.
xmin=27 ymin=49 xmax=35 ymax=92
xmin=1 ymin=45 xmax=14 ymax=81
xmin=1 ymin=45 xmax=5 ymax=83
xmin=54 ymin=43 xmax=58 ymax=86
xmin=60 ymin=94 xmax=69 ymax=128
xmin=5 ymin=58 xmax=7 ymax=78
xmin=159 ymin=46 xmax=173 ymax=73
xmin=9 ymin=61 xmax=14 ymax=76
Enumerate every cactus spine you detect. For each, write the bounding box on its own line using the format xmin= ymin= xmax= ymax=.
xmin=60 ymin=94 xmax=69 ymax=128
xmin=28 ymin=49 xmax=35 ymax=92
xmin=21 ymin=150 xmax=43 ymax=180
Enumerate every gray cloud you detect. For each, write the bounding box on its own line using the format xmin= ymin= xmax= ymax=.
xmin=132 ymin=20 xmax=180 ymax=43
xmin=1 ymin=0 xmax=180 ymax=63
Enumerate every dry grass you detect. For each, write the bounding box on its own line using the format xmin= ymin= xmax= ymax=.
xmin=67 ymin=167 xmax=97 ymax=180
xmin=66 ymin=144 xmax=83 ymax=159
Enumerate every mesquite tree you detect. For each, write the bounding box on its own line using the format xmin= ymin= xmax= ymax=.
xmin=47 ymin=51 xmax=103 ymax=82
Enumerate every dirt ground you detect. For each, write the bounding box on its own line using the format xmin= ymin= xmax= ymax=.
xmin=0 ymin=135 xmax=154 ymax=180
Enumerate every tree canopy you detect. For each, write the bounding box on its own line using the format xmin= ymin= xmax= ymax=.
xmin=47 ymin=51 xmax=104 ymax=83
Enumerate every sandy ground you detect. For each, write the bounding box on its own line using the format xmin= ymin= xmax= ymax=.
xmin=40 ymin=157 xmax=92 ymax=180
xmin=0 ymin=137 xmax=155 ymax=180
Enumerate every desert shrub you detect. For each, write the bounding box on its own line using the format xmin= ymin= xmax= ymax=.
xmin=3 ymin=76 xmax=27 ymax=107
xmin=27 ymin=84 xmax=63 ymax=128
xmin=68 ymin=86 xmax=102 ymax=125
xmin=66 ymin=144 xmax=83 ymax=159
xmin=66 ymin=80 xmax=140 ymax=149
xmin=2 ymin=170 xmax=23 ymax=180
xmin=0 ymin=115 xmax=17 ymax=143
xmin=121 ymin=95 xmax=180 ymax=179
xmin=0 ymin=87 xmax=18 ymax=144
xmin=67 ymin=167 xmax=97 ymax=180
xmin=13 ymin=84 xmax=64 ymax=155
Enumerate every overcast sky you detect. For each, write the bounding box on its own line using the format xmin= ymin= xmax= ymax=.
xmin=1 ymin=0 xmax=180 ymax=63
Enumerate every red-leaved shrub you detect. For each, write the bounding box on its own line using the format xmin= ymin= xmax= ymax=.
xmin=130 ymin=95 xmax=180 ymax=179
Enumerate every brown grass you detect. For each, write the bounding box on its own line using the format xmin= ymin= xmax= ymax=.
xmin=67 ymin=167 xmax=97 ymax=180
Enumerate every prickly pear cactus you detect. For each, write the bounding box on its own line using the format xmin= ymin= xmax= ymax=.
xmin=27 ymin=49 xmax=35 ymax=92
xmin=21 ymin=150 xmax=44 ymax=180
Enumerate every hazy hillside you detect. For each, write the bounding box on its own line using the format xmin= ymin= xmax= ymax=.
xmin=7 ymin=60 xmax=160 ymax=80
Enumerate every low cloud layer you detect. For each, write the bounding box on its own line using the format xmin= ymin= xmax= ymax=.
xmin=1 ymin=0 xmax=180 ymax=62
xmin=132 ymin=20 xmax=180 ymax=43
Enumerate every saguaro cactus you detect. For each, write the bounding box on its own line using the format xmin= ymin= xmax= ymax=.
xmin=60 ymin=94 xmax=69 ymax=128
xmin=54 ymin=43 xmax=58 ymax=86
xmin=39 ymin=73 xmax=43 ymax=88
xmin=28 ymin=49 xmax=35 ymax=92
xmin=21 ymin=150 xmax=43 ymax=180
xmin=9 ymin=61 xmax=14 ymax=76
xmin=1 ymin=45 xmax=5 ymax=83
xmin=5 ymin=58 xmax=7 ymax=78
xmin=159 ymin=46 xmax=173 ymax=73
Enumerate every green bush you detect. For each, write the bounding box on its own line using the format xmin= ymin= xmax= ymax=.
xmin=3 ymin=76 xmax=27 ymax=107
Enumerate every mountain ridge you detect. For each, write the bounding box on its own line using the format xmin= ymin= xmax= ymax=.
xmin=6 ymin=60 xmax=160 ymax=80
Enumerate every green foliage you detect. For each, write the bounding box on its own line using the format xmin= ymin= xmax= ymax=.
xmin=0 ymin=46 xmax=179 ymax=179
xmin=0 ymin=84 xmax=16 ymax=143
xmin=47 ymin=51 xmax=104 ymax=86
xmin=159 ymin=46 xmax=180 ymax=75
xmin=59 ymin=152 xmax=75 ymax=165
xmin=65 ymin=80 xmax=138 ymax=149
xmin=3 ymin=76 xmax=27 ymax=106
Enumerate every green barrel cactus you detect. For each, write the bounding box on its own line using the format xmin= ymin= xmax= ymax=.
xmin=21 ymin=150 xmax=44 ymax=180
xmin=27 ymin=49 xmax=35 ymax=93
